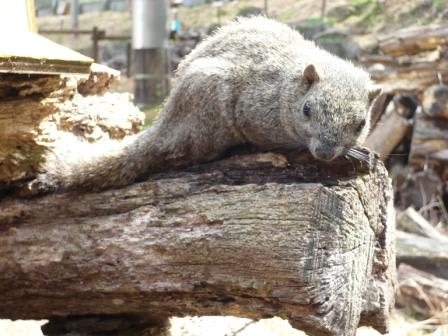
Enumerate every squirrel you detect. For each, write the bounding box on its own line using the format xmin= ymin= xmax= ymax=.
xmin=21 ymin=16 xmax=381 ymax=195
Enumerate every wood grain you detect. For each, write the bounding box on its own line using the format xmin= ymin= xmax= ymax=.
xmin=0 ymin=152 xmax=396 ymax=336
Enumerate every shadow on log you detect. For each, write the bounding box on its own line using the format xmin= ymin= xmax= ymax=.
xmin=0 ymin=151 xmax=396 ymax=336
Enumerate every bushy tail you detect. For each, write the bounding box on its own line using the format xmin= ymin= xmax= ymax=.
xmin=22 ymin=128 xmax=157 ymax=195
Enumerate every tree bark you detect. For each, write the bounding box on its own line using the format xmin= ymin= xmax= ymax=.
xmin=0 ymin=152 xmax=396 ymax=336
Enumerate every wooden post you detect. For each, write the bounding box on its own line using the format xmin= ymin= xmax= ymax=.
xmin=133 ymin=49 xmax=169 ymax=104
xmin=70 ymin=0 xmax=79 ymax=32
xmin=132 ymin=0 xmax=169 ymax=106
xmin=92 ymin=26 xmax=99 ymax=62
xmin=321 ymin=0 xmax=327 ymax=18
xmin=126 ymin=41 xmax=132 ymax=78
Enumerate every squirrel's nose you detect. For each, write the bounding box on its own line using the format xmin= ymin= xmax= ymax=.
xmin=314 ymin=143 xmax=336 ymax=161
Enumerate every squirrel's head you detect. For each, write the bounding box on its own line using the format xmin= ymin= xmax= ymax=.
xmin=292 ymin=64 xmax=381 ymax=161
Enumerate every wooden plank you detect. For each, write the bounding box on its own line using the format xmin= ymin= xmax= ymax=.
xmin=26 ymin=0 xmax=37 ymax=33
xmin=0 ymin=32 xmax=93 ymax=75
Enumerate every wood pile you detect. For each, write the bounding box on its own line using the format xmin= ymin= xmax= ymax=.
xmin=362 ymin=25 xmax=448 ymax=324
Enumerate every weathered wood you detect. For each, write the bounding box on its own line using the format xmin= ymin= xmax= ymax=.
xmin=369 ymin=93 xmax=392 ymax=128
xmin=422 ymin=84 xmax=448 ymax=119
xmin=0 ymin=152 xmax=395 ymax=336
xmin=133 ymin=49 xmax=170 ymax=105
xmin=77 ymin=63 xmax=120 ymax=96
xmin=362 ymin=48 xmax=448 ymax=94
xmin=0 ymin=67 xmax=144 ymax=184
xmin=0 ymin=32 xmax=92 ymax=75
xmin=379 ymin=25 xmax=448 ymax=57
xmin=396 ymin=230 xmax=448 ymax=279
xmin=397 ymin=264 xmax=448 ymax=318
xmin=392 ymin=93 xmax=418 ymax=119
xmin=396 ymin=207 xmax=448 ymax=242
xmin=364 ymin=111 xmax=411 ymax=160
xmin=409 ymin=108 xmax=448 ymax=167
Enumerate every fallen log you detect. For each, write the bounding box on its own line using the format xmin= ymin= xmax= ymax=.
xmin=364 ymin=110 xmax=412 ymax=160
xmin=409 ymin=108 xmax=448 ymax=169
xmin=396 ymin=230 xmax=448 ymax=279
xmin=379 ymin=25 xmax=448 ymax=57
xmin=396 ymin=207 xmax=448 ymax=243
xmin=370 ymin=93 xmax=392 ymax=128
xmin=422 ymin=83 xmax=448 ymax=119
xmin=397 ymin=264 xmax=448 ymax=318
xmin=0 ymin=151 xmax=395 ymax=336
xmin=361 ymin=47 xmax=448 ymax=94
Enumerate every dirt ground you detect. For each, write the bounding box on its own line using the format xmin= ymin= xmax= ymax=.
xmin=2 ymin=310 xmax=447 ymax=336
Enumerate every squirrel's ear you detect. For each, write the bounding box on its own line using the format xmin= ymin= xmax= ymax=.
xmin=303 ymin=64 xmax=320 ymax=87
xmin=368 ymin=85 xmax=382 ymax=104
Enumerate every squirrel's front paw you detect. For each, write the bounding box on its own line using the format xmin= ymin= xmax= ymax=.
xmin=14 ymin=176 xmax=57 ymax=198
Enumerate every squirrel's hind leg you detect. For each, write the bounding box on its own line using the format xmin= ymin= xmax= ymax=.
xmin=154 ymin=58 xmax=244 ymax=168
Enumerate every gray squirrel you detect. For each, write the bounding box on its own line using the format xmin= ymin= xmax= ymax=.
xmin=23 ymin=16 xmax=381 ymax=194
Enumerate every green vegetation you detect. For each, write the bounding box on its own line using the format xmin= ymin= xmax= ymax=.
xmin=303 ymin=17 xmax=335 ymax=26
xmin=235 ymin=6 xmax=264 ymax=18
xmin=141 ymin=103 xmax=162 ymax=129
xmin=348 ymin=0 xmax=383 ymax=27
xmin=432 ymin=0 xmax=445 ymax=9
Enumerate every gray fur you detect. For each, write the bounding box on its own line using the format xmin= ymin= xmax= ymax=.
xmin=26 ymin=16 xmax=381 ymax=194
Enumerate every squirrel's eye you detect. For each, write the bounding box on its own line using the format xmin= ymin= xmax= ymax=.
xmin=356 ymin=120 xmax=366 ymax=133
xmin=303 ymin=101 xmax=311 ymax=118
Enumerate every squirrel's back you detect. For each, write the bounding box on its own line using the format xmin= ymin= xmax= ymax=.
xmin=177 ymin=17 xmax=304 ymax=74
xmin=178 ymin=16 xmax=367 ymax=82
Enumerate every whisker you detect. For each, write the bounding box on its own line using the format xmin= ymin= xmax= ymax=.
xmin=346 ymin=147 xmax=378 ymax=167
xmin=346 ymin=148 xmax=365 ymax=160
xmin=258 ymin=143 xmax=380 ymax=168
